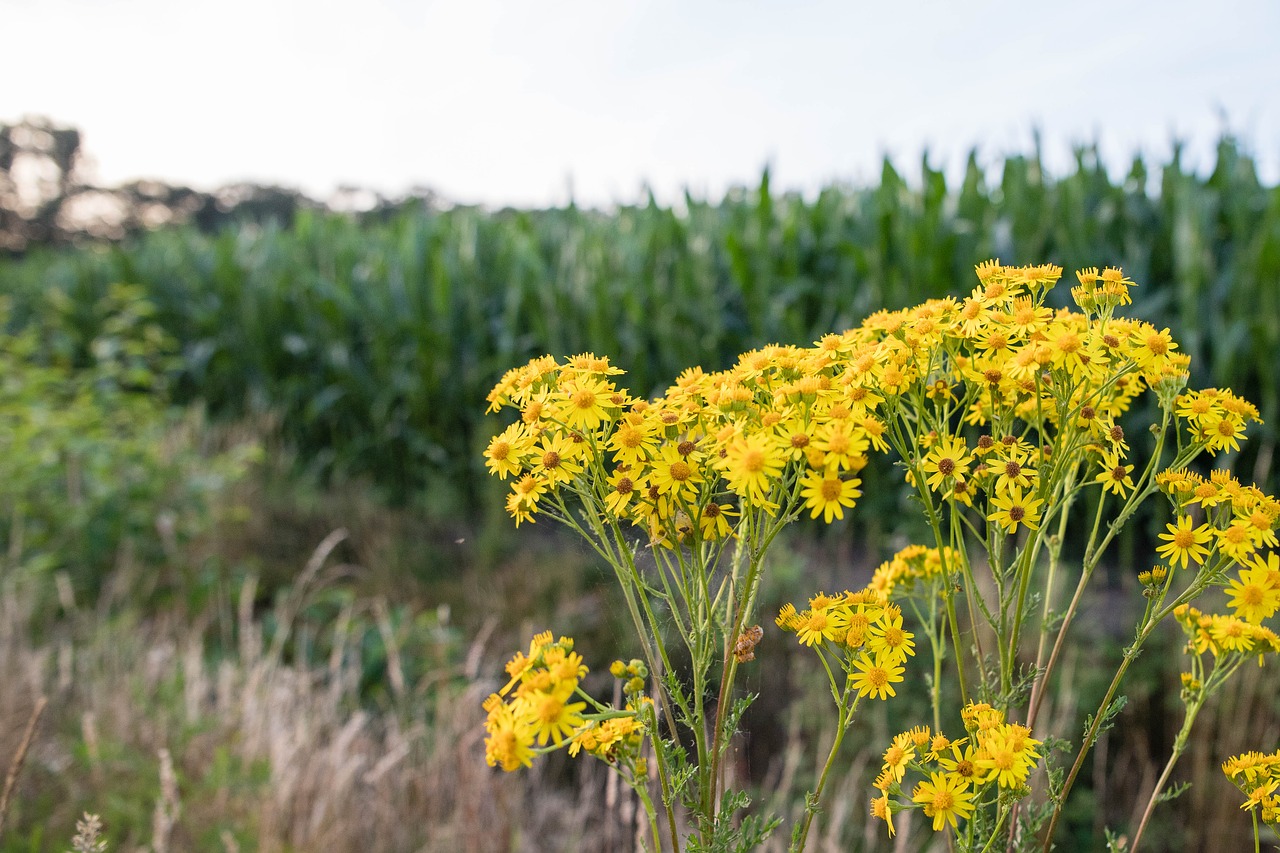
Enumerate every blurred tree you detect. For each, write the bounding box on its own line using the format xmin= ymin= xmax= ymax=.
xmin=0 ymin=116 xmax=327 ymax=252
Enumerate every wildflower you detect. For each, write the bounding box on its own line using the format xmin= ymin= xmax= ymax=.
xmin=1155 ymin=515 xmax=1213 ymax=569
xmin=987 ymin=485 xmax=1044 ymax=533
xmin=975 ymin=731 xmax=1036 ymax=789
xmin=881 ymin=732 xmax=916 ymax=783
xmin=484 ymin=423 xmax=533 ymax=480
xmin=533 ymin=433 xmax=585 ymax=486
xmin=555 ymin=374 xmax=616 ymax=431
xmin=867 ymin=609 xmax=917 ymax=665
xmin=1095 ymin=454 xmax=1135 ymax=497
xmin=912 ymin=771 xmax=976 ymax=831
xmin=795 ymin=599 xmax=849 ymax=647
xmin=925 ymin=733 xmax=953 ymax=762
xmin=849 ymin=653 xmax=905 ymax=700
xmin=483 ymin=698 xmax=537 ymax=771
xmin=799 ymin=470 xmax=862 ymax=522
xmin=522 ymin=686 xmax=587 ymax=746
xmin=1226 ymin=563 xmax=1280 ymax=625
xmin=870 ymin=793 xmax=896 ymax=838
xmin=649 ymin=442 xmax=704 ymax=499
xmin=1201 ymin=412 xmax=1248 ymax=454
xmin=698 ymin=502 xmax=737 ymax=540
xmin=721 ymin=431 xmax=786 ymax=505
xmin=608 ymin=415 xmax=659 ymax=466
xmin=812 ymin=420 xmax=870 ymax=472
xmin=1217 ymin=521 xmax=1259 ymax=562
xmin=921 ymin=436 xmax=973 ymax=492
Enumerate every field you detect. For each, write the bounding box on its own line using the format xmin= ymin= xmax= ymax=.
xmin=0 ymin=137 xmax=1278 ymax=850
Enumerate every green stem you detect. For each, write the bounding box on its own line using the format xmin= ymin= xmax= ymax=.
xmin=978 ymin=804 xmax=1011 ymax=853
xmin=790 ymin=689 xmax=859 ymax=852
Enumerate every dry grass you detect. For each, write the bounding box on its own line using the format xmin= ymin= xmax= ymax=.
xmin=0 ymin=517 xmax=1275 ymax=851
xmin=0 ymin=530 xmax=623 ymax=852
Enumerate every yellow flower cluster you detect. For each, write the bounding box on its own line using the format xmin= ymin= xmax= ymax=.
xmin=866 ymin=544 xmax=963 ymax=600
xmin=483 ymin=263 xmax=1263 ymax=557
xmin=484 ymin=344 xmax=875 ymax=544
xmin=483 ymin=632 xmax=644 ymax=773
xmin=1155 ymin=465 xmax=1280 ymax=571
xmin=776 ymin=589 xmax=917 ymax=700
xmin=870 ymin=703 xmax=1042 ymax=837
xmin=1173 ymin=603 xmax=1280 ymax=662
xmin=1223 ymin=749 xmax=1280 ymax=827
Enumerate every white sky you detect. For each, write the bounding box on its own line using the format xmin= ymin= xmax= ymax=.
xmin=5 ymin=0 xmax=1279 ymax=207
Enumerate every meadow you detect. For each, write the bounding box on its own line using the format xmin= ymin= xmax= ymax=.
xmin=0 ymin=136 xmax=1278 ymax=850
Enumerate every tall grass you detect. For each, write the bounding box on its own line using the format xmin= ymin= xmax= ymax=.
xmin=0 ymin=137 xmax=1276 ymax=513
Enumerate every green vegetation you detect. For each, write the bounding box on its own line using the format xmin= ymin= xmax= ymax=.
xmin=1 ymin=137 xmax=1276 ymax=515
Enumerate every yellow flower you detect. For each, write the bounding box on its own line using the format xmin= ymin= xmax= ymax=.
xmin=870 ymin=793 xmax=896 ymax=838
xmin=648 ymin=442 xmax=704 ymax=499
xmin=1217 ymin=521 xmax=1258 ymax=562
xmin=974 ymin=730 xmax=1036 ymax=789
xmin=554 ymin=374 xmax=616 ymax=431
xmin=484 ymin=423 xmax=533 ymax=480
xmin=1094 ymin=454 xmax=1135 ymax=497
xmin=608 ymin=414 xmax=659 ymax=466
xmin=812 ymin=420 xmax=870 ymax=472
xmin=532 ymin=433 xmax=585 ymax=486
xmin=721 ymin=431 xmax=786 ymax=505
xmin=867 ymin=610 xmax=916 ymax=665
xmin=795 ymin=596 xmax=850 ymax=647
xmin=483 ymin=698 xmax=537 ymax=772
xmin=698 ymin=502 xmax=737 ymax=540
xmin=936 ymin=739 xmax=987 ymax=787
xmin=1226 ymin=563 xmax=1280 ymax=624
xmin=921 ymin=436 xmax=973 ymax=493
xmin=881 ymin=732 xmax=916 ymax=783
xmin=1156 ymin=515 xmax=1213 ymax=569
xmin=987 ymin=485 xmax=1044 ymax=533
xmin=912 ymin=771 xmax=975 ymax=832
xmin=799 ymin=470 xmax=862 ymax=522
xmin=848 ymin=653 xmax=905 ymax=700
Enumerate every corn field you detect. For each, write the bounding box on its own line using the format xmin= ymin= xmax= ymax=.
xmin=1 ymin=137 xmax=1277 ymax=512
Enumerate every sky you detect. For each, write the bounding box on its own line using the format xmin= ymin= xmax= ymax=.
xmin=5 ymin=0 xmax=1279 ymax=208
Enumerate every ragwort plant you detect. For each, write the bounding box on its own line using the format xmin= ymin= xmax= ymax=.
xmin=481 ymin=261 xmax=1280 ymax=851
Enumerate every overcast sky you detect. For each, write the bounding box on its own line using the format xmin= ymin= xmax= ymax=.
xmin=6 ymin=0 xmax=1278 ymax=207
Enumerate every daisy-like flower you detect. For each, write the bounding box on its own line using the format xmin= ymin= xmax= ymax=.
xmin=698 ymin=502 xmax=737 ymax=541
xmin=912 ymin=771 xmax=975 ymax=832
xmin=721 ymin=431 xmax=786 ymax=505
xmin=648 ymin=442 xmax=703 ymax=499
xmin=974 ymin=730 xmax=1036 ymax=789
xmin=870 ymin=793 xmax=896 ymax=838
xmin=483 ymin=696 xmax=537 ymax=771
xmin=795 ymin=603 xmax=849 ymax=647
xmin=608 ymin=414 xmax=659 ymax=466
xmin=1156 ymin=515 xmax=1214 ymax=569
xmin=987 ymin=485 xmax=1044 ymax=534
xmin=881 ymin=732 xmax=916 ymax=783
xmin=484 ymin=423 xmax=534 ymax=480
xmin=812 ymin=419 xmax=870 ymax=472
xmin=1225 ymin=563 xmax=1280 ymax=624
xmin=867 ymin=607 xmax=916 ymax=665
xmin=848 ymin=653 xmax=905 ymax=700
xmin=533 ymin=433 xmax=585 ymax=486
xmin=1094 ymin=454 xmax=1135 ymax=496
xmin=522 ymin=686 xmax=588 ymax=746
xmin=936 ymin=738 xmax=987 ymax=787
xmin=554 ymin=374 xmax=616 ymax=431
xmin=921 ymin=436 xmax=973 ymax=493
xmin=1217 ymin=521 xmax=1259 ymax=562
xmin=799 ymin=469 xmax=862 ymax=522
